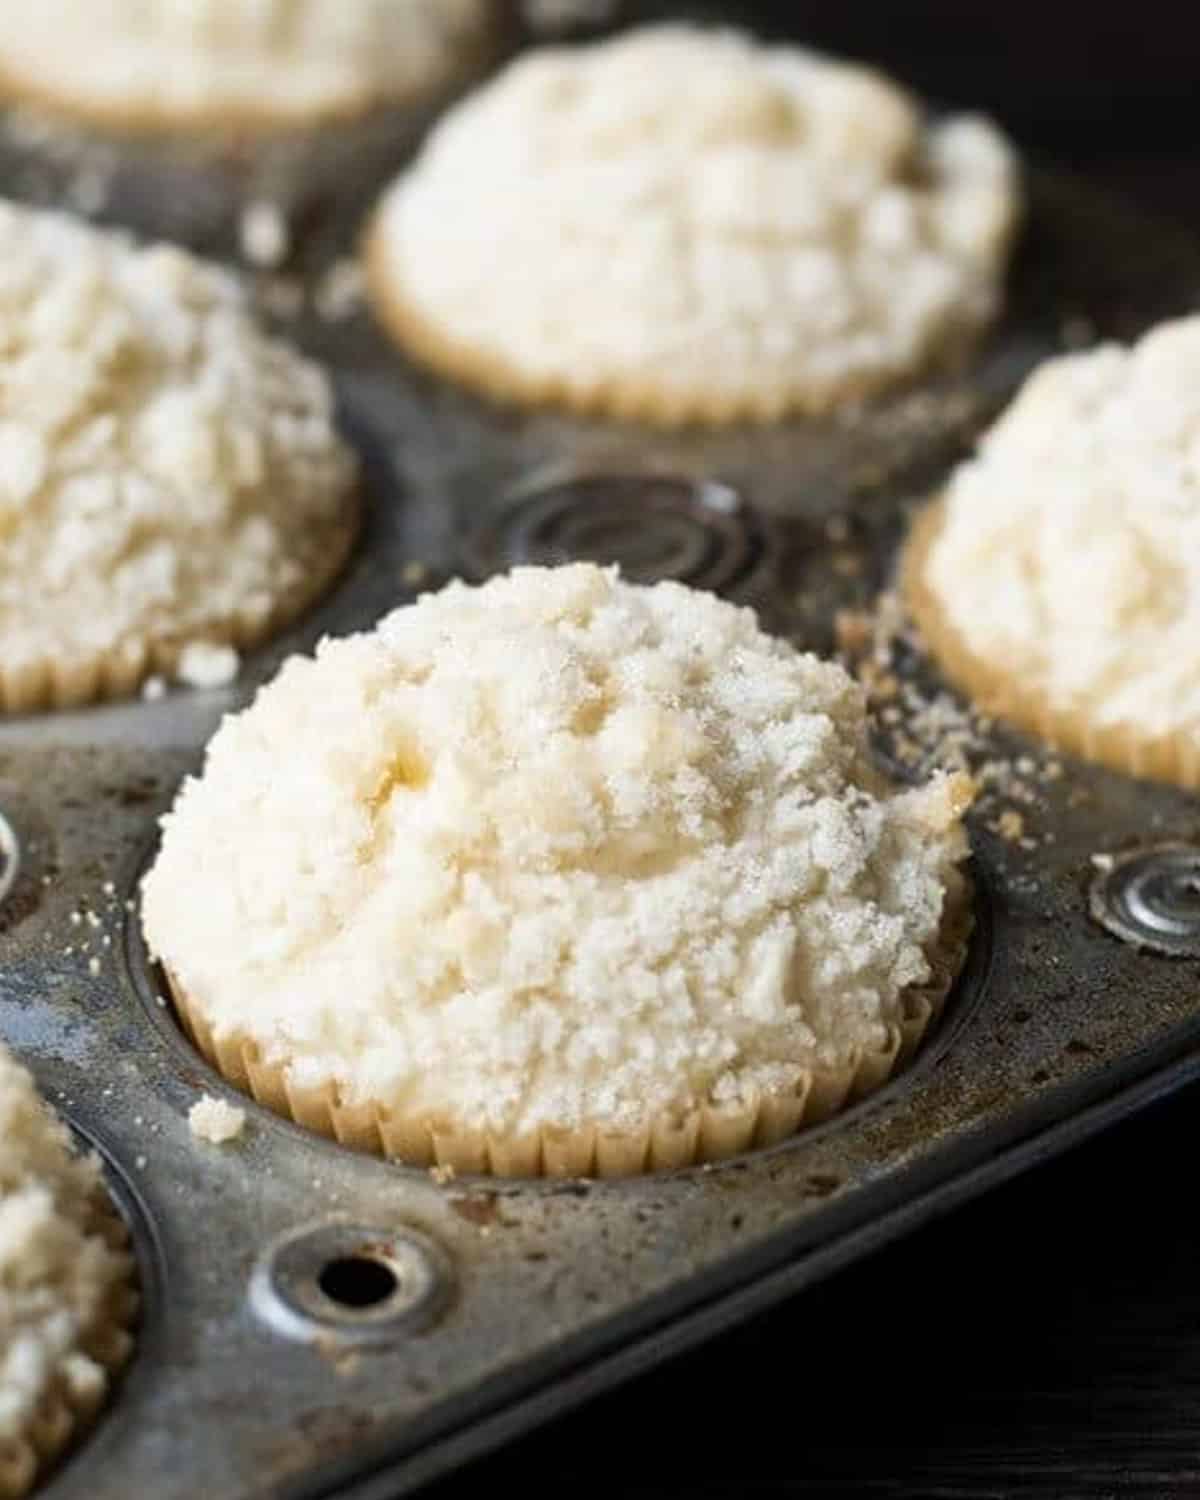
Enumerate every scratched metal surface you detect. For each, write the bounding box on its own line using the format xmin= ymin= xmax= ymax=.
xmin=3 ymin=62 xmax=1200 ymax=1500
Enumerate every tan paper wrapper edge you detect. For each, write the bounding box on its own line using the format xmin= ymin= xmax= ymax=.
xmin=164 ymin=878 xmax=974 ymax=1181
xmin=903 ymin=500 xmax=1200 ymax=789
xmin=0 ymin=506 xmax=358 ymax=716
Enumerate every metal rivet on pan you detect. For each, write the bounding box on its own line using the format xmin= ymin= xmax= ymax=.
xmin=462 ymin=473 xmax=759 ymax=591
xmin=249 ymin=1222 xmax=453 ymax=1346
xmin=1089 ymin=844 xmax=1200 ymax=958
xmin=0 ymin=810 xmax=19 ymax=910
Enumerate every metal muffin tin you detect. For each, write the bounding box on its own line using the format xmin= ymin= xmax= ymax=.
xmin=4 ymin=40 xmax=1200 ymax=1500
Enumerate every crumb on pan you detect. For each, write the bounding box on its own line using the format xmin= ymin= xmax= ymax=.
xmin=187 ymin=1095 xmax=246 ymax=1145
xmin=176 ymin=643 xmax=240 ymax=690
xmin=836 ymin=585 xmax=1062 ymax=853
xmin=239 ymin=200 xmax=290 ymax=270
xmin=0 ymin=200 xmax=357 ymax=713
xmin=314 ymin=258 xmax=365 ymax=323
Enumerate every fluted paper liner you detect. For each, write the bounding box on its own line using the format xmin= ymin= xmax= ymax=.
xmin=364 ymin=225 xmax=995 ymax=431
xmin=0 ymin=1198 xmax=138 ymax=1500
xmin=165 ymin=876 xmax=972 ymax=1180
xmin=903 ymin=502 xmax=1200 ymax=790
xmin=0 ymin=506 xmax=358 ymax=716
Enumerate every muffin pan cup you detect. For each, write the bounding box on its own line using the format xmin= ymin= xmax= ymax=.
xmin=3 ymin=59 xmax=1200 ymax=1499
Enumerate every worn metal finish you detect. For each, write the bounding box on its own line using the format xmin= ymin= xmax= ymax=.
xmin=462 ymin=472 xmax=758 ymax=591
xmin=3 ymin=49 xmax=1200 ymax=1499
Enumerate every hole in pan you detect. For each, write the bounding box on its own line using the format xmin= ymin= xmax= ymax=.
xmin=319 ymin=1253 xmax=399 ymax=1310
xmin=249 ymin=1221 xmax=453 ymax=1345
xmin=460 ymin=471 xmax=764 ymax=593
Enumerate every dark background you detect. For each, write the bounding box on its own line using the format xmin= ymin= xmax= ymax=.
xmin=428 ymin=6 xmax=1200 ymax=1499
xmin=644 ymin=0 xmax=1200 ymax=219
xmin=698 ymin=0 xmax=1200 ymax=156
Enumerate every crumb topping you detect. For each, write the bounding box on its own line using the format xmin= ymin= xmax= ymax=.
xmin=922 ymin=314 xmax=1200 ymax=734
xmin=143 ymin=564 xmax=971 ymax=1136
xmin=0 ymin=1043 xmax=129 ymax=1446
xmin=373 ymin=23 xmax=1019 ymax=417
xmin=836 ymin=588 xmax=1062 ymax=861
xmin=176 ymin=643 xmax=240 ymax=690
xmin=0 ymin=201 xmax=356 ymax=696
xmin=187 ymin=1096 xmax=246 ymax=1145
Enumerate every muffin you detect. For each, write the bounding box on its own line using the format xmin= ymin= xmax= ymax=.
xmin=0 ymin=2 xmax=506 ymax=256
xmin=366 ymin=23 xmax=1020 ymax=427
xmin=0 ymin=0 xmax=500 ymax=132
xmin=142 ymin=564 xmax=974 ymax=1179
xmin=0 ymin=1043 xmax=137 ymax=1499
xmin=0 ymin=200 xmax=358 ymax=714
xmin=904 ymin=313 xmax=1200 ymax=788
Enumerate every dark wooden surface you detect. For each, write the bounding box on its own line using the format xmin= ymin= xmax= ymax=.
xmin=429 ymin=1080 xmax=1200 ymax=1499
xmin=425 ymin=43 xmax=1200 ymax=1500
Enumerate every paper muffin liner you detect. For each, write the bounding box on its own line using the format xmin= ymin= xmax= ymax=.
xmin=163 ymin=876 xmax=972 ymax=1180
xmin=0 ymin=504 xmax=358 ymax=716
xmin=903 ymin=501 xmax=1200 ymax=790
xmin=0 ymin=1195 xmax=138 ymax=1500
xmin=0 ymin=13 xmax=509 ymax=255
xmin=364 ymin=222 xmax=992 ymax=430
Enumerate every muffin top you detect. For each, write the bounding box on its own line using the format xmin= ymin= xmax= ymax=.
xmin=142 ymin=564 xmax=971 ymax=1138
xmin=918 ymin=314 xmax=1200 ymax=737
xmin=0 ymin=201 xmax=356 ymax=706
xmin=0 ymin=1043 xmax=130 ymax=1456
xmin=369 ymin=23 xmax=1020 ymax=424
xmin=0 ymin=0 xmax=497 ymax=129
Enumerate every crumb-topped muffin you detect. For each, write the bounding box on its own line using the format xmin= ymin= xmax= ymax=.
xmin=0 ymin=1043 xmax=136 ymax=1499
xmin=0 ymin=0 xmax=500 ymax=132
xmin=367 ymin=23 xmax=1020 ymax=426
xmin=142 ymin=564 xmax=973 ymax=1177
xmin=0 ymin=200 xmax=358 ymax=713
xmin=905 ymin=313 xmax=1200 ymax=787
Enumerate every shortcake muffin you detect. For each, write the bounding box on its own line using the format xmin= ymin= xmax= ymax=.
xmin=905 ymin=313 xmax=1200 ymax=787
xmin=142 ymin=564 xmax=974 ymax=1178
xmin=0 ymin=200 xmax=358 ymax=713
xmin=367 ymin=24 xmax=1020 ymax=426
xmin=0 ymin=0 xmax=499 ymax=132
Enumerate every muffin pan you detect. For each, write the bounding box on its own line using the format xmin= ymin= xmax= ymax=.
xmin=5 ymin=34 xmax=1200 ymax=1500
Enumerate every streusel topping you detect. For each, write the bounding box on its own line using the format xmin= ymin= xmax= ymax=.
xmin=0 ymin=201 xmax=356 ymax=702
xmin=921 ymin=313 xmax=1200 ymax=735
xmin=371 ymin=24 xmax=1019 ymax=421
xmin=143 ymin=564 xmax=971 ymax=1136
